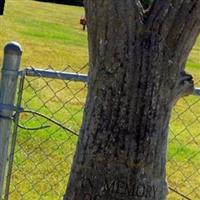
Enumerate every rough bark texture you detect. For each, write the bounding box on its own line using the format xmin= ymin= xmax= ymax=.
xmin=64 ymin=1 xmax=200 ymax=200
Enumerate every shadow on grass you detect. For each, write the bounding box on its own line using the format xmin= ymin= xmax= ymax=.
xmin=34 ymin=0 xmax=83 ymax=6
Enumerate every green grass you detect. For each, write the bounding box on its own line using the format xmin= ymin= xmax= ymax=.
xmin=0 ymin=0 xmax=88 ymax=68
xmin=0 ymin=0 xmax=200 ymax=199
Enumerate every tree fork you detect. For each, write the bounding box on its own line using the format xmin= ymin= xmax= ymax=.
xmin=64 ymin=1 xmax=200 ymax=200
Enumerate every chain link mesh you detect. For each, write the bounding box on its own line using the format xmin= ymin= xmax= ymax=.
xmin=5 ymin=66 xmax=200 ymax=200
xmin=167 ymin=79 xmax=200 ymax=200
xmin=7 ymin=65 xmax=87 ymax=200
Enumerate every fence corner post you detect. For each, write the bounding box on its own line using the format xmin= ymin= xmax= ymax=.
xmin=0 ymin=42 xmax=22 ymax=199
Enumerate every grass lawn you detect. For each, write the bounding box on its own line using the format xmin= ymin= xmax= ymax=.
xmin=0 ymin=0 xmax=200 ymax=199
xmin=0 ymin=0 xmax=88 ymax=69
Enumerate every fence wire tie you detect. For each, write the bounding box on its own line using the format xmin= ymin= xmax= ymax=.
xmin=0 ymin=103 xmax=23 ymax=121
xmin=0 ymin=115 xmax=13 ymax=121
xmin=16 ymin=121 xmax=50 ymax=131
xmin=0 ymin=103 xmax=23 ymax=112
xmin=14 ymin=109 xmax=78 ymax=136
xmin=0 ymin=103 xmax=78 ymax=136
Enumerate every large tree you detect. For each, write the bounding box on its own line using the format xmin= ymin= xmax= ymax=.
xmin=64 ymin=1 xmax=200 ymax=200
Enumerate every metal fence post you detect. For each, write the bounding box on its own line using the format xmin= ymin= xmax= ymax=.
xmin=0 ymin=42 xmax=22 ymax=199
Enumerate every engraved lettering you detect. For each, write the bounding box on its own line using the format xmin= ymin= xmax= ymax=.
xmin=136 ymin=184 xmax=145 ymax=197
xmin=80 ymin=175 xmax=158 ymax=199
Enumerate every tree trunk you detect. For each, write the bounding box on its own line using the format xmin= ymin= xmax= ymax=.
xmin=64 ymin=1 xmax=200 ymax=200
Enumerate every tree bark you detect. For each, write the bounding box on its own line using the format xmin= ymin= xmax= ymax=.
xmin=64 ymin=1 xmax=200 ymax=200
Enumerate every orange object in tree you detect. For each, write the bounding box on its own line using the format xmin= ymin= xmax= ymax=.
xmin=80 ymin=15 xmax=86 ymax=31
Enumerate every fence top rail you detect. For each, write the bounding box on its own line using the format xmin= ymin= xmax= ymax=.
xmin=18 ymin=67 xmax=200 ymax=97
xmin=19 ymin=67 xmax=88 ymax=83
xmin=193 ymin=88 xmax=200 ymax=96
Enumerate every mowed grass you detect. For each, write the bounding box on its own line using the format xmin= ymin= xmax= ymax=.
xmin=0 ymin=0 xmax=88 ymax=69
xmin=0 ymin=0 xmax=200 ymax=199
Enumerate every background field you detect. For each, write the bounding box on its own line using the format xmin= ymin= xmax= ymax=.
xmin=0 ymin=0 xmax=200 ymax=199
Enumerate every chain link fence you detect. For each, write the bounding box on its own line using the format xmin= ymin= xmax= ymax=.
xmin=5 ymin=65 xmax=88 ymax=200
xmin=167 ymin=79 xmax=200 ymax=200
xmin=0 ymin=44 xmax=200 ymax=200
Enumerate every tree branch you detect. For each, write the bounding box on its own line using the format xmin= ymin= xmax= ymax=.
xmin=141 ymin=0 xmax=200 ymax=102
xmin=146 ymin=1 xmax=200 ymax=37
xmin=172 ymin=70 xmax=194 ymax=105
xmin=146 ymin=1 xmax=200 ymax=74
